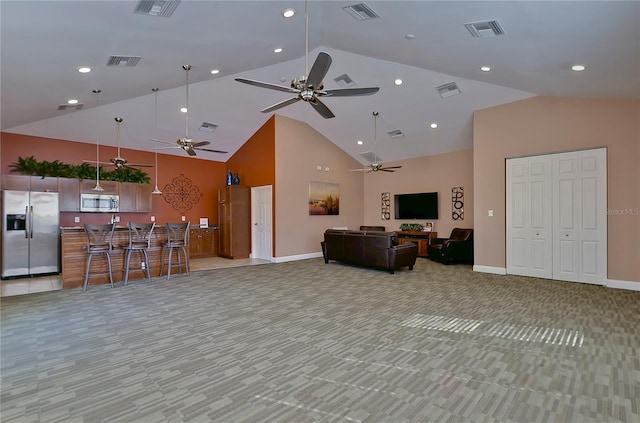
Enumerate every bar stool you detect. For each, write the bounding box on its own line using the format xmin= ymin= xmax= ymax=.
xmin=160 ymin=222 xmax=190 ymax=279
xmin=82 ymin=223 xmax=116 ymax=292
xmin=122 ymin=222 xmax=155 ymax=285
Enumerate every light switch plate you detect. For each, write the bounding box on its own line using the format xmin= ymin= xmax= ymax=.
xmin=150 ymin=216 xmax=156 ymax=222
xmin=488 ymin=210 xmax=494 ymax=217
xmin=74 ymin=216 xmax=80 ymax=223
xmin=115 ymin=216 xmax=120 ymax=222
xmin=181 ymin=216 xmax=186 ymax=222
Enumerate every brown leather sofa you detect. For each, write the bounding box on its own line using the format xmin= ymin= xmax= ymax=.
xmin=321 ymin=229 xmax=418 ymax=274
xmin=427 ymin=228 xmax=474 ymax=264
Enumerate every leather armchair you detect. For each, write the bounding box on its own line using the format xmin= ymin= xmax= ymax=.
xmin=427 ymin=228 xmax=473 ymax=264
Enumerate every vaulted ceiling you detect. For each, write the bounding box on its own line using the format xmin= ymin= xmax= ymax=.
xmin=2 ymin=1 xmax=638 ymax=165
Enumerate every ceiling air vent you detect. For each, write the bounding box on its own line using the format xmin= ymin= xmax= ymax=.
xmin=360 ymin=151 xmax=380 ymax=162
xmin=464 ymin=20 xmax=505 ymax=38
xmin=107 ymin=56 xmax=141 ymax=67
xmin=387 ymin=129 xmax=404 ymax=139
xmin=199 ymin=122 xmax=218 ymax=133
xmin=134 ymin=0 xmax=181 ymax=17
xmin=436 ymin=82 xmax=461 ymax=98
xmin=343 ymin=3 xmax=380 ymax=21
xmin=334 ymin=74 xmax=355 ymax=88
xmin=57 ymin=103 xmax=84 ymax=111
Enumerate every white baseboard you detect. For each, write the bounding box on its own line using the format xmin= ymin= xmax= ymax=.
xmin=606 ymin=279 xmax=640 ymax=292
xmin=473 ymin=265 xmax=507 ymax=275
xmin=273 ymin=252 xmax=323 ymax=263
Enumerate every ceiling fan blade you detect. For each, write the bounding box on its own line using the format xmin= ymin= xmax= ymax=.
xmin=192 ymin=141 xmax=210 ymax=147
xmin=195 ymin=147 xmax=228 ymax=154
xmin=310 ymin=98 xmax=335 ymax=119
xmin=261 ymin=97 xmax=301 ymax=113
xmin=235 ymin=78 xmax=298 ymax=94
xmin=150 ymin=138 xmax=175 ymax=146
xmin=186 ymin=148 xmax=197 ymax=157
xmin=83 ymin=159 xmax=111 ymax=166
xmin=380 ymin=168 xmax=396 ymax=172
xmin=382 ymin=166 xmax=403 ymax=170
xmin=126 ymin=163 xmax=154 ymax=168
xmin=306 ymin=52 xmax=332 ymax=89
xmin=348 ymin=168 xmax=368 ymax=172
xmin=322 ymin=87 xmax=380 ymax=97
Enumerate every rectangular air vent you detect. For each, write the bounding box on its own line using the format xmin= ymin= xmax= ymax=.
xmin=57 ymin=103 xmax=83 ymax=111
xmin=436 ymin=82 xmax=461 ymax=98
xmin=199 ymin=122 xmax=218 ymax=133
xmin=107 ymin=56 xmax=141 ymax=67
xmin=334 ymin=74 xmax=355 ymax=88
xmin=134 ymin=0 xmax=181 ymax=17
xmin=387 ymin=129 xmax=404 ymax=139
xmin=343 ymin=3 xmax=380 ymax=20
xmin=464 ymin=20 xmax=505 ymax=38
xmin=360 ymin=151 xmax=380 ymax=162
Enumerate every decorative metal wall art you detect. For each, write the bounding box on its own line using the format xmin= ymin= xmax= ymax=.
xmin=381 ymin=192 xmax=390 ymax=220
xmin=452 ymin=187 xmax=464 ymax=220
xmin=163 ymin=174 xmax=203 ymax=212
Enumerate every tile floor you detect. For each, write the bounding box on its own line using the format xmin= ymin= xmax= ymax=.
xmin=0 ymin=256 xmax=271 ymax=298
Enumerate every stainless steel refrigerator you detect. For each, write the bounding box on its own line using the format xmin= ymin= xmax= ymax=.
xmin=1 ymin=190 xmax=60 ymax=278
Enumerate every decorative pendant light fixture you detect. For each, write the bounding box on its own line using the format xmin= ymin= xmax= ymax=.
xmin=91 ymin=89 xmax=104 ymax=191
xmin=151 ymin=87 xmax=162 ymax=194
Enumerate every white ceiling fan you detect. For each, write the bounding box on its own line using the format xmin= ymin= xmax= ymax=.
xmin=152 ymin=65 xmax=228 ymax=156
xmin=235 ymin=0 xmax=379 ymax=119
xmin=350 ymin=111 xmax=402 ymax=173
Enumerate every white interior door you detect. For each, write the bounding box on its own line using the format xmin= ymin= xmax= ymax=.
xmin=553 ymin=148 xmax=607 ymax=284
xmin=507 ymin=156 xmax=553 ymax=278
xmin=251 ymin=185 xmax=272 ymax=260
xmin=507 ymin=148 xmax=607 ymax=285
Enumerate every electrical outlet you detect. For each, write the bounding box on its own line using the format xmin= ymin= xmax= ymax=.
xmin=74 ymin=216 xmax=80 ymax=223
xmin=150 ymin=216 xmax=156 ymax=222
xmin=316 ymin=165 xmax=322 ymax=171
xmin=488 ymin=209 xmax=494 ymax=217
xmin=181 ymin=216 xmax=186 ymax=222
xmin=115 ymin=216 xmax=120 ymax=222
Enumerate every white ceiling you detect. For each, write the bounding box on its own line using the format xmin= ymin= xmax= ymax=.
xmin=2 ymin=1 xmax=638 ymax=165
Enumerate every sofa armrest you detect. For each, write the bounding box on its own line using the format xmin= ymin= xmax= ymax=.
xmin=388 ymin=242 xmax=418 ymax=272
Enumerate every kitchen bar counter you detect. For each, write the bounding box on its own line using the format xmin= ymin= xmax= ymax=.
xmin=60 ymin=224 xmax=218 ymax=290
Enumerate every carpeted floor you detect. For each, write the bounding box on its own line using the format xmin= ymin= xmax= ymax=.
xmin=1 ymin=258 xmax=639 ymax=422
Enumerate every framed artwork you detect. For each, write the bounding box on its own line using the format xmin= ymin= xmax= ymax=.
xmin=381 ymin=192 xmax=390 ymax=220
xmin=424 ymin=222 xmax=433 ymax=232
xmin=309 ymin=181 xmax=340 ymax=215
xmin=452 ymin=187 xmax=464 ymax=220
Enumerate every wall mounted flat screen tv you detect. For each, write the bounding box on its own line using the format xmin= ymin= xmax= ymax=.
xmin=394 ymin=192 xmax=438 ymax=219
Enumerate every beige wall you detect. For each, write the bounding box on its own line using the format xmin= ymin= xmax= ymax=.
xmin=363 ymin=149 xmax=474 ymax=236
xmin=274 ymin=115 xmax=365 ymax=258
xmin=474 ymin=96 xmax=640 ymax=283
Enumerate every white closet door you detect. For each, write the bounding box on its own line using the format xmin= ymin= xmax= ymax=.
xmin=506 ymin=156 xmax=553 ymax=278
xmin=552 ymin=148 xmax=607 ymax=284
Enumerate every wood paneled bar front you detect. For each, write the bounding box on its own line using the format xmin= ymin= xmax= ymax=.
xmin=61 ymin=225 xmax=170 ymax=289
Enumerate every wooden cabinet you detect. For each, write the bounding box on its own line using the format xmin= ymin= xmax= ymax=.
xmin=218 ymin=185 xmax=250 ymax=259
xmin=80 ymin=179 xmax=118 ymax=195
xmin=396 ymin=231 xmax=437 ymax=258
xmin=118 ymin=182 xmax=152 ymax=212
xmin=1 ymin=175 xmax=57 ymax=192
xmin=58 ymin=178 xmax=80 ymax=211
xmin=189 ymin=227 xmax=217 ymax=258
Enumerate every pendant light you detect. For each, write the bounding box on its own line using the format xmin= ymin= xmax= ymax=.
xmin=151 ymin=88 xmax=162 ymax=194
xmin=91 ymin=89 xmax=104 ymax=191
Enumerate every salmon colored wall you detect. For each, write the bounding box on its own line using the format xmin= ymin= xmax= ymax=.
xmin=226 ymin=116 xmax=275 ymax=187
xmin=473 ymin=96 xmax=640 ymax=284
xmin=1 ymin=132 xmax=226 ymax=227
xmin=363 ymin=149 xmax=474 ymax=236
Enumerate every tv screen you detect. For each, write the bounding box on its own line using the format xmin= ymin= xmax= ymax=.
xmin=394 ymin=192 xmax=438 ymax=219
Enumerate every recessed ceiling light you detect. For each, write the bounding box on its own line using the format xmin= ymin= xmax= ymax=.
xmin=67 ymin=99 xmax=79 ymax=105
xmin=282 ymin=8 xmax=295 ymax=18
xmin=394 ymin=79 xmax=403 ymax=86
xmin=572 ymin=64 xmax=586 ymax=71
xmin=78 ymin=67 xmax=91 ymax=73
xmin=180 ymin=107 xmax=187 ymax=113
xmin=405 ymin=34 xmax=415 ymax=40
xmin=430 ymin=123 xmax=438 ymax=129
xmin=480 ymin=66 xmax=491 ymax=72
xmin=210 ymin=69 xmax=220 ymax=75
xmin=357 ymin=140 xmax=364 ymax=145
xmin=274 ymin=48 xmax=283 ymax=53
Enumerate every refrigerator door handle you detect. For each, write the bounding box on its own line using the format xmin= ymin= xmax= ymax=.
xmin=30 ymin=206 xmax=34 ymax=238
xmin=25 ymin=205 xmax=30 ymax=239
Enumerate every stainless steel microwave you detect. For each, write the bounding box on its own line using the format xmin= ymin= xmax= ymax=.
xmin=80 ymin=193 xmax=119 ymax=212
